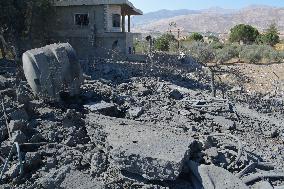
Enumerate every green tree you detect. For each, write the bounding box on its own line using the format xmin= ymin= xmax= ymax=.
xmin=258 ymin=23 xmax=280 ymax=46
xmin=229 ymin=24 xmax=260 ymax=44
xmin=154 ymin=33 xmax=176 ymax=51
xmin=187 ymin=32 xmax=204 ymax=42
xmin=0 ymin=0 xmax=54 ymax=54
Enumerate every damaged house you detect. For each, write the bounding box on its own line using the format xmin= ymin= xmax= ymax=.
xmin=49 ymin=0 xmax=143 ymax=58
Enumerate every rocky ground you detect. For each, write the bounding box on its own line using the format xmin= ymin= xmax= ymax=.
xmin=0 ymin=57 xmax=283 ymax=189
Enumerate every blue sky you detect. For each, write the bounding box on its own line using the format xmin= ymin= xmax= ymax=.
xmin=131 ymin=0 xmax=284 ymax=13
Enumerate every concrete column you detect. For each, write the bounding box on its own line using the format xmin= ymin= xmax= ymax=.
xmin=128 ymin=15 xmax=131 ymax=32
xmin=122 ymin=15 xmax=125 ymax=32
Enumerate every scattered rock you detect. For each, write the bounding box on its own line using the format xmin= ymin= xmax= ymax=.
xmin=84 ymin=101 xmax=119 ymax=117
xmin=126 ymin=107 xmax=144 ymax=119
xmin=213 ymin=116 xmax=236 ymax=131
xmin=5 ymin=164 xmax=20 ymax=179
xmin=169 ymin=89 xmax=183 ymax=100
xmin=91 ymin=150 xmax=108 ymax=175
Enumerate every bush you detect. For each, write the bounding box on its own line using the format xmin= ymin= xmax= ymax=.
xmin=154 ymin=33 xmax=176 ymax=51
xmin=208 ymin=35 xmax=220 ymax=43
xmin=187 ymin=33 xmax=204 ymax=42
xmin=239 ymin=45 xmax=283 ymax=63
xmin=209 ymin=41 xmax=224 ymax=49
xmin=185 ymin=42 xmax=215 ymax=63
xmin=134 ymin=40 xmax=148 ymax=54
xmin=215 ymin=44 xmax=240 ymax=62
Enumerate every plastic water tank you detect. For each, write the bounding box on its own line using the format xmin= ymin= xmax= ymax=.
xmin=22 ymin=43 xmax=83 ymax=101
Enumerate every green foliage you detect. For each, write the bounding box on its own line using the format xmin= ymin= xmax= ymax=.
xmin=0 ymin=0 xmax=54 ymax=48
xmin=258 ymin=23 xmax=280 ymax=46
xmin=134 ymin=40 xmax=148 ymax=54
xmin=207 ymin=35 xmax=220 ymax=43
xmin=186 ymin=42 xmax=215 ymax=63
xmin=229 ymin=24 xmax=260 ymax=44
xmin=215 ymin=44 xmax=241 ymax=62
xmin=209 ymin=41 xmax=224 ymax=49
xmin=187 ymin=32 xmax=204 ymax=42
xmin=239 ymin=45 xmax=283 ymax=63
xmin=154 ymin=33 xmax=176 ymax=52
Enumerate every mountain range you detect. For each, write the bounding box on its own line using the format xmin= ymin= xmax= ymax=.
xmin=132 ymin=5 xmax=284 ymax=35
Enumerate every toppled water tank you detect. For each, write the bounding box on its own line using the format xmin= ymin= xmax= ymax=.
xmin=22 ymin=43 xmax=83 ymax=101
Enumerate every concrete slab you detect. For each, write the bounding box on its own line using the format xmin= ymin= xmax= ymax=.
xmin=187 ymin=161 xmax=249 ymax=189
xmin=86 ymin=114 xmax=196 ymax=181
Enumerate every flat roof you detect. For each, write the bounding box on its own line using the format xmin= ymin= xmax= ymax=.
xmin=54 ymin=0 xmax=143 ymax=15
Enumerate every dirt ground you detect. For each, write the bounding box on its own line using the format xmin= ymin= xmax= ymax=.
xmin=218 ymin=62 xmax=284 ymax=95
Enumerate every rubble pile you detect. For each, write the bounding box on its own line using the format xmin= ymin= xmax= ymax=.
xmin=0 ymin=57 xmax=284 ymax=189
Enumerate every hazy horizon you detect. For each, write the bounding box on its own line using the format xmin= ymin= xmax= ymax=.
xmin=130 ymin=0 xmax=284 ymax=13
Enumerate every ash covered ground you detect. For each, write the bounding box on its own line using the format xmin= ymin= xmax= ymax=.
xmin=0 ymin=56 xmax=284 ymax=189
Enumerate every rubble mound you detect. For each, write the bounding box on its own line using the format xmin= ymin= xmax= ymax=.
xmin=0 ymin=57 xmax=284 ymax=189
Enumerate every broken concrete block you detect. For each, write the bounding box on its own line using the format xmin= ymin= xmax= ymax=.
xmin=187 ymin=161 xmax=249 ymax=189
xmin=24 ymin=152 xmax=42 ymax=171
xmin=6 ymin=164 xmax=20 ymax=179
xmin=127 ymin=107 xmax=144 ymax=119
xmin=137 ymin=84 xmax=152 ymax=97
xmin=8 ymin=120 xmax=27 ymax=133
xmin=91 ymin=150 xmax=108 ymax=175
xmin=12 ymin=130 xmax=27 ymax=144
xmin=84 ymin=101 xmax=118 ymax=116
xmin=16 ymin=83 xmax=33 ymax=105
xmin=46 ymin=157 xmax=57 ymax=170
xmin=252 ymin=181 xmax=273 ymax=189
xmin=169 ymin=89 xmax=183 ymax=100
xmin=87 ymin=114 xmax=196 ymax=181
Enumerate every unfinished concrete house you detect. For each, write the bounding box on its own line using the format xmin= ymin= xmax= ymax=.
xmin=49 ymin=0 xmax=143 ymax=58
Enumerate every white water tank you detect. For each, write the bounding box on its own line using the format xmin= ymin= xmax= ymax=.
xmin=22 ymin=43 xmax=83 ymax=101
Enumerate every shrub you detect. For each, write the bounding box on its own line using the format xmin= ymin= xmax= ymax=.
xmin=134 ymin=40 xmax=148 ymax=54
xmin=185 ymin=42 xmax=215 ymax=63
xmin=208 ymin=35 xmax=220 ymax=43
xmin=186 ymin=33 xmax=204 ymax=42
xmin=215 ymin=44 xmax=240 ymax=62
xmin=239 ymin=45 xmax=283 ymax=63
xmin=154 ymin=33 xmax=176 ymax=51
xmin=209 ymin=41 xmax=224 ymax=49
xmin=239 ymin=45 xmax=261 ymax=63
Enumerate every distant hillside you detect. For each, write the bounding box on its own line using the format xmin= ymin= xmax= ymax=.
xmin=132 ymin=6 xmax=284 ymax=35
